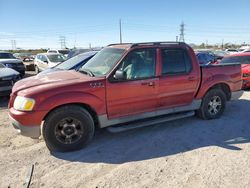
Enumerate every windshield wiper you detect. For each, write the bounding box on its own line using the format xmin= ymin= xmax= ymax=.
xmin=79 ymin=69 xmax=95 ymax=77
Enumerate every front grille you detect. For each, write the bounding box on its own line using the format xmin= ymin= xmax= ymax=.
xmin=0 ymin=80 xmax=12 ymax=87
xmin=14 ymin=63 xmax=25 ymax=68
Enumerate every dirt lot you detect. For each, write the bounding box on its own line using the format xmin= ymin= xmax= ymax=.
xmin=0 ymin=77 xmax=250 ymax=187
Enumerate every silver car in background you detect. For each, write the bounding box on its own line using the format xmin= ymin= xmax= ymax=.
xmin=34 ymin=53 xmax=66 ymax=73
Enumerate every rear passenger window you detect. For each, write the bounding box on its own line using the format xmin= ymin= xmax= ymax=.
xmin=161 ymin=49 xmax=192 ymax=75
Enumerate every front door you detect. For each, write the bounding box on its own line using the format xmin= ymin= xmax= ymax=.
xmin=106 ymin=48 xmax=159 ymax=119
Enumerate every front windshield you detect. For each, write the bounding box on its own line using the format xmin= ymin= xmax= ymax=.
xmin=220 ymin=56 xmax=250 ymax=64
xmin=55 ymin=54 xmax=92 ymax=70
xmin=0 ymin=53 xmax=16 ymax=59
xmin=80 ymin=48 xmax=125 ymax=77
xmin=47 ymin=54 xmax=65 ymax=62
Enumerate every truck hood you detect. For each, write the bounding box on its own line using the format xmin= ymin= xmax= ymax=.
xmin=12 ymin=70 xmax=102 ymax=94
xmin=0 ymin=59 xmax=22 ymax=64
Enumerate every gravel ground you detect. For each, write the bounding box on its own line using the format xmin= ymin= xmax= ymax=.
xmin=0 ymin=77 xmax=250 ymax=187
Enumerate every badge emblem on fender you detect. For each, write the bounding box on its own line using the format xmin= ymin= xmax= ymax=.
xmin=90 ymin=82 xmax=104 ymax=88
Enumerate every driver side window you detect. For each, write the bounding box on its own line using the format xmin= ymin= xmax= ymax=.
xmin=117 ymin=48 xmax=156 ymax=80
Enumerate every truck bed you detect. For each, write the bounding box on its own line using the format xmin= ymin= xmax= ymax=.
xmin=196 ymin=63 xmax=242 ymax=99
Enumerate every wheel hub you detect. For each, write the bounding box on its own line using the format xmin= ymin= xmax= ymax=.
xmin=55 ymin=118 xmax=84 ymax=145
xmin=208 ymin=96 xmax=222 ymax=115
xmin=62 ymin=125 xmax=76 ymax=136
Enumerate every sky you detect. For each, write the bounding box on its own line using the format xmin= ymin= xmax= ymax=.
xmin=0 ymin=0 xmax=250 ymax=49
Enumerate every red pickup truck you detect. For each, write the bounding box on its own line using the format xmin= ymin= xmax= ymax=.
xmin=8 ymin=42 xmax=242 ymax=152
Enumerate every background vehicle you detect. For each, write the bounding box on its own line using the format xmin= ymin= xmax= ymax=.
xmin=0 ymin=52 xmax=25 ymax=77
xmin=213 ymin=50 xmax=229 ymax=59
xmin=34 ymin=53 xmax=66 ymax=73
xmin=240 ymin=49 xmax=250 ymax=53
xmin=220 ymin=53 xmax=250 ymax=89
xmin=0 ymin=63 xmax=20 ymax=96
xmin=13 ymin=52 xmax=35 ymax=61
xmin=13 ymin=52 xmax=36 ymax=71
xmin=47 ymin=49 xmax=70 ymax=57
xmin=66 ymin=48 xmax=92 ymax=59
xmin=225 ymin=49 xmax=239 ymax=54
xmin=67 ymin=48 xmax=103 ymax=60
xmin=39 ymin=51 xmax=98 ymax=75
xmin=195 ymin=51 xmax=217 ymax=65
xmin=9 ymin=42 xmax=242 ymax=152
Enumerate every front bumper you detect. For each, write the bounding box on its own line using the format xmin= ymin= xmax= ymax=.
xmin=0 ymin=86 xmax=12 ymax=96
xmin=9 ymin=114 xmax=41 ymax=138
xmin=231 ymin=90 xmax=244 ymax=100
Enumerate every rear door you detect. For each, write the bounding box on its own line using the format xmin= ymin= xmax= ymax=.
xmin=106 ymin=48 xmax=159 ymax=119
xmin=158 ymin=47 xmax=200 ymax=109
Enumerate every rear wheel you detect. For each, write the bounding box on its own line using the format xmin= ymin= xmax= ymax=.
xmin=197 ymin=89 xmax=227 ymax=120
xmin=43 ymin=105 xmax=95 ymax=152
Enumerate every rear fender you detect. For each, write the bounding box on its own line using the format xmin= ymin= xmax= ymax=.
xmin=196 ymin=74 xmax=232 ymax=99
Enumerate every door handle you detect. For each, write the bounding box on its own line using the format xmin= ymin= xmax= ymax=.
xmin=188 ymin=76 xmax=195 ymax=81
xmin=141 ymin=82 xmax=155 ymax=86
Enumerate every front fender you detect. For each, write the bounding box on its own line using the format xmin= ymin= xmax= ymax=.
xmin=36 ymin=91 xmax=106 ymax=115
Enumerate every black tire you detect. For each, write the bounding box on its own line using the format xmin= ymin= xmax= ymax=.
xmin=43 ymin=105 xmax=95 ymax=152
xmin=197 ymin=89 xmax=227 ymax=120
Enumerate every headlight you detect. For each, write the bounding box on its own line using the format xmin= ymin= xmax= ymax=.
xmin=243 ymin=73 xmax=249 ymax=77
xmin=14 ymin=96 xmax=35 ymax=111
xmin=5 ymin=63 xmax=14 ymax=68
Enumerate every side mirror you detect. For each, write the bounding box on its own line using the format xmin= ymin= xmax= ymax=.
xmin=114 ymin=70 xmax=127 ymax=80
xmin=44 ymin=60 xmax=48 ymax=64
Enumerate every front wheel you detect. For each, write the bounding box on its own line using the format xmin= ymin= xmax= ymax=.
xmin=196 ymin=89 xmax=227 ymax=120
xmin=35 ymin=65 xmax=40 ymax=74
xmin=43 ymin=105 xmax=95 ymax=152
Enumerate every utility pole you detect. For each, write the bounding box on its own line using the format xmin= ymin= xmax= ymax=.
xmin=11 ymin=40 xmax=16 ymax=50
xmin=176 ymin=36 xmax=179 ymax=42
xmin=59 ymin=36 xmax=66 ymax=49
xmin=119 ymin=19 xmax=122 ymax=44
xmin=179 ymin=22 xmax=185 ymax=42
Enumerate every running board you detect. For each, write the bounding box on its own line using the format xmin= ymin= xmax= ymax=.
xmin=107 ymin=111 xmax=195 ymax=133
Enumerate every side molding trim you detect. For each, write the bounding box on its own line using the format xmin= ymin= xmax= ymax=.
xmin=98 ymin=100 xmax=201 ymax=128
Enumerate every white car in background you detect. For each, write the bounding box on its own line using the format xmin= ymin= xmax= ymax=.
xmin=47 ymin=49 xmax=70 ymax=57
xmin=239 ymin=48 xmax=250 ymax=53
xmin=225 ymin=49 xmax=239 ymax=54
xmin=34 ymin=53 xmax=65 ymax=74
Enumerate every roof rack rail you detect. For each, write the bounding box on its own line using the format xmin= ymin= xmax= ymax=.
xmin=107 ymin=43 xmax=132 ymax=46
xmin=131 ymin=41 xmax=186 ymax=48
